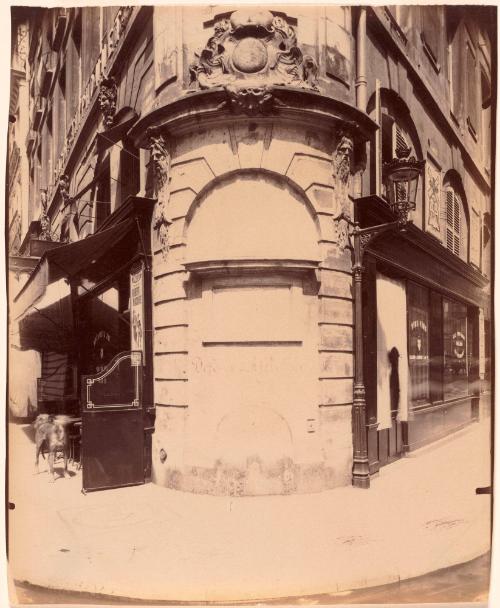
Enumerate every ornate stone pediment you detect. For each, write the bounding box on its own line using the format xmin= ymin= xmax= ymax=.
xmin=189 ymin=9 xmax=319 ymax=94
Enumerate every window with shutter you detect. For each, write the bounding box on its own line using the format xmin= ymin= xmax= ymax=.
xmin=421 ymin=6 xmax=442 ymax=67
xmin=445 ymin=188 xmax=461 ymax=256
xmin=466 ymin=41 xmax=478 ymax=135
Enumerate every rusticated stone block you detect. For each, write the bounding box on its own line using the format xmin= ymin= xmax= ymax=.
xmin=154 ymin=353 xmax=188 ymax=379
xmin=319 ymin=324 xmax=353 ymax=351
xmin=319 ymin=352 xmax=354 ymax=378
xmin=154 ymin=325 xmax=188 ymax=353
xmin=153 ymin=271 xmax=188 ymax=303
xmin=318 ymin=269 xmax=352 ymax=298
xmin=319 ymin=297 xmax=353 ymax=325
xmin=155 ymin=378 xmax=188 ymax=406
xmin=319 ymin=378 xmax=353 ymax=405
xmin=153 ymin=297 xmax=187 ymax=327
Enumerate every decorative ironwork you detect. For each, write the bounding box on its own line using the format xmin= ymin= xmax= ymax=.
xmin=98 ymin=76 xmax=118 ymax=128
xmin=189 ymin=9 xmax=319 ymax=104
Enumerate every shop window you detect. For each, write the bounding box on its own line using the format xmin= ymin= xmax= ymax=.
xmin=407 ymin=282 xmax=430 ymax=404
xmin=443 ymin=298 xmax=469 ymax=400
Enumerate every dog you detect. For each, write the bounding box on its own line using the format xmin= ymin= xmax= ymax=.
xmin=34 ymin=414 xmax=71 ymax=482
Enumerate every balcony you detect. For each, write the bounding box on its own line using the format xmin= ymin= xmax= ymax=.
xmin=52 ymin=8 xmax=68 ymax=52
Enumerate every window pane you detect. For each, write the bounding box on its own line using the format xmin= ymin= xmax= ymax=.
xmin=443 ymin=298 xmax=469 ymax=399
xmin=408 ymin=282 xmax=430 ymax=403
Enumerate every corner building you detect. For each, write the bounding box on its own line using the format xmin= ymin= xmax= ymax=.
xmin=10 ymin=6 xmax=493 ymax=495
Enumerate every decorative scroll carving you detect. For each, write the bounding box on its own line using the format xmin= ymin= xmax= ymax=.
xmin=98 ymin=77 xmax=117 ymax=128
xmin=189 ymin=9 xmax=319 ymax=104
xmin=148 ymin=129 xmax=172 ymax=258
xmin=332 ymin=215 xmax=350 ymax=251
xmin=426 ymin=160 xmax=441 ymax=234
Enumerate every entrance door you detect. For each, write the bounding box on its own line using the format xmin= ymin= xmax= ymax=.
xmin=81 ymin=351 xmax=144 ymax=492
xmin=376 ymin=273 xmax=408 ymax=466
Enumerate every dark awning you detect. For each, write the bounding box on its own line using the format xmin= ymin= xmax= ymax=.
xmin=13 ymin=219 xmax=136 ymax=346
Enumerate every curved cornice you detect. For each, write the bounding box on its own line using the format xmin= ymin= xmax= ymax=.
xmin=128 ymin=86 xmax=378 ymax=148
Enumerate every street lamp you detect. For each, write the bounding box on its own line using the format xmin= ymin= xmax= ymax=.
xmin=384 ymin=145 xmax=425 ymax=226
xmin=335 ymin=147 xmax=424 ymax=488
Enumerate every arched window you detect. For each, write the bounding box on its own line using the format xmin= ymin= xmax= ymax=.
xmin=443 ymin=178 xmax=468 ymax=262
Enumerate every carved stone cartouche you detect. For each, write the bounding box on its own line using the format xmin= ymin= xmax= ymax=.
xmin=189 ymin=8 xmax=319 ymax=114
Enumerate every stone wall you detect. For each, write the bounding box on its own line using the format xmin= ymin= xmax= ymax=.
xmin=150 ymin=119 xmax=356 ymax=495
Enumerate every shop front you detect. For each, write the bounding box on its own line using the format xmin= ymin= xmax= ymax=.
xmin=361 ymin=213 xmax=487 ymax=473
xmin=13 ymin=196 xmax=156 ymax=492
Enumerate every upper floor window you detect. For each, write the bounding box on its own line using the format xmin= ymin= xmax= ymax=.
xmin=421 ymin=6 xmax=443 ymax=70
xmin=444 ymin=184 xmax=468 ymax=261
xmin=465 ymin=37 xmax=479 ymax=138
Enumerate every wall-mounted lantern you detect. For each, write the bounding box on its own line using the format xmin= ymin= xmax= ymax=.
xmin=383 ymin=145 xmax=425 ymax=226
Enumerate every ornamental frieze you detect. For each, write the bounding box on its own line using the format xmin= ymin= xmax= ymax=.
xmin=189 ymin=9 xmax=319 ymax=96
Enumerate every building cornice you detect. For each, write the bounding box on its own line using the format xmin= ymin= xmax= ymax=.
xmin=129 ymin=86 xmax=378 ymax=148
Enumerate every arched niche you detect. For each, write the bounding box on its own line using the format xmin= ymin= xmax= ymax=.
xmin=367 ymin=88 xmax=424 ymax=228
xmin=185 ymin=171 xmax=320 ymax=264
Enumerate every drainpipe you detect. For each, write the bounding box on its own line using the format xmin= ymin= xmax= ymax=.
xmin=355 ymin=7 xmax=367 ymax=112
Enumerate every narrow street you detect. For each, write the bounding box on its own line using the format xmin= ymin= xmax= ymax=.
xmin=7 ymin=399 xmax=492 ymax=604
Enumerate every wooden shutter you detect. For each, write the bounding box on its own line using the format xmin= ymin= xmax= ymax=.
xmin=445 ymin=188 xmax=461 ymax=256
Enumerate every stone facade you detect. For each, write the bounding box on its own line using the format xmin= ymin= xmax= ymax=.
xmin=10 ymin=6 xmax=493 ymax=494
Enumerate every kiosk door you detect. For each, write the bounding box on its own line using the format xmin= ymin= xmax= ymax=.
xmin=81 ymin=351 xmax=144 ymax=492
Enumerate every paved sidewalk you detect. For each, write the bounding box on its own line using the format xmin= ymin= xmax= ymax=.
xmin=7 ymin=408 xmax=492 ymax=603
